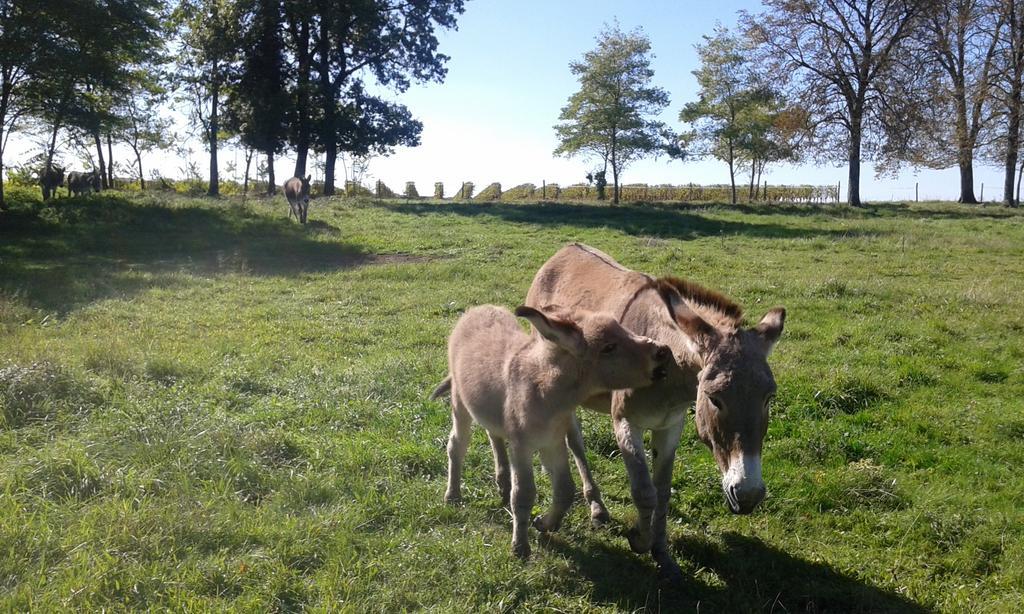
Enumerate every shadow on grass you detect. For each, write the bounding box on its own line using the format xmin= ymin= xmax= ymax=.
xmin=542 ymin=530 xmax=929 ymax=613
xmin=0 ymin=194 xmax=390 ymax=314
xmin=372 ymin=200 xmax=877 ymax=242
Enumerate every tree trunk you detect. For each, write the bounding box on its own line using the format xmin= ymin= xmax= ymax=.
xmin=106 ymin=132 xmax=114 ymax=188
xmin=266 ymin=149 xmax=276 ymax=195
xmin=1004 ymin=80 xmax=1021 ymax=206
xmin=243 ymin=148 xmax=253 ymax=195
xmin=727 ymin=138 xmax=736 ymax=205
xmin=748 ymin=159 xmax=756 ymax=202
xmin=953 ymin=88 xmax=978 ymax=204
xmin=848 ymin=112 xmax=863 ymax=207
xmin=134 ymin=146 xmax=145 ymax=190
xmin=1017 ymin=157 xmax=1024 ymax=204
xmin=291 ymin=19 xmax=312 ymax=178
xmin=325 ymin=142 xmax=337 ymax=197
xmin=93 ymin=129 xmax=107 ymax=192
xmin=208 ymin=78 xmax=220 ymax=197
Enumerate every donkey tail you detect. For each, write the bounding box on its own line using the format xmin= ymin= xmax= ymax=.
xmin=429 ymin=376 xmax=452 ymax=400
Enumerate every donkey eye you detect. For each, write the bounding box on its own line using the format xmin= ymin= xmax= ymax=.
xmin=601 ymin=343 xmax=617 ymax=354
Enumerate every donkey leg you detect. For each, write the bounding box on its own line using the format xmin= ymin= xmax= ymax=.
xmin=508 ymin=443 xmax=536 ymax=559
xmin=534 ymin=443 xmax=575 ymax=534
xmin=487 ymin=432 xmax=511 ymax=507
xmin=650 ymin=420 xmax=685 ymax=581
xmin=444 ymin=397 xmax=472 ymax=504
xmin=613 ymin=412 xmax=656 ymax=555
xmin=566 ymin=415 xmax=609 ymax=526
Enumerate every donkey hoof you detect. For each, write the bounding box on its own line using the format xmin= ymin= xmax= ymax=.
xmin=590 ymin=505 xmax=610 ymax=529
xmin=443 ymin=493 xmax=462 ymax=505
xmin=512 ymin=540 xmax=531 ymax=560
xmin=656 ymin=557 xmax=684 ymax=585
xmin=626 ymin=527 xmax=653 ymax=554
xmin=532 ymin=515 xmax=555 ymax=533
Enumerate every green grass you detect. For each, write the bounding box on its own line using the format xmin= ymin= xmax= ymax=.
xmin=1 ymin=189 xmax=1023 ymax=612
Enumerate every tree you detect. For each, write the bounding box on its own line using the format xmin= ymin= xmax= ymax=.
xmin=680 ymin=28 xmax=790 ymax=204
xmin=554 ymin=23 xmax=671 ymax=204
xmin=173 ymin=0 xmax=240 ymax=197
xmin=227 ymin=0 xmax=289 ymax=195
xmin=118 ymin=81 xmax=173 ymax=190
xmin=283 ymin=0 xmax=315 ymax=178
xmin=909 ymin=0 xmax=1003 ymax=203
xmin=310 ymin=0 xmax=464 ymax=195
xmin=744 ymin=0 xmax=932 ymax=206
xmin=994 ymin=0 xmax=1024 ymax=205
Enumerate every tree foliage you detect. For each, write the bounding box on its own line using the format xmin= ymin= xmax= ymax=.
xmin=554 ymin=23 xmax=671 ymax=204
xmin=744 ymin=0 xmax=932 ymax=206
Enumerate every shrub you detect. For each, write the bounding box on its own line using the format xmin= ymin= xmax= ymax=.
xmin=433 ymin=182 xmax=444 ymax=199
xmin=404 ymin=182 xmax=419 ymax=199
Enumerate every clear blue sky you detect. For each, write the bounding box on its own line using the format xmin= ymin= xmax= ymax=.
xmin=9 ymin=0 xmax=1005 ymax=201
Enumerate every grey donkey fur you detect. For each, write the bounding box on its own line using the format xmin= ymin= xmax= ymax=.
xmin=283 ymin=175 xmax=311 ymax=223
xmin=431 ymin=304 xmax=670 ymax=559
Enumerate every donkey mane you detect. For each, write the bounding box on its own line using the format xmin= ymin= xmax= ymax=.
xmin=657 ymin=276 xmax=744 ymax=326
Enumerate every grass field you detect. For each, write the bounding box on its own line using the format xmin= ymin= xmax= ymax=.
xmin=1 ymin=189 xmax=1023 ymax=612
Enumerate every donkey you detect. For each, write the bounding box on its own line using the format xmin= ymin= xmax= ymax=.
xmin=283 ymin=175 xmax=311 ymax=224
xmin=39 ymin=166 xmax=64 ymax=201
xmin=430 ymin=304 xmax=671 ymax=559
xmin=67 ymin=170 xmax=101 ymax=197
xmin=526 ymin=243 xmax=785 ymax=580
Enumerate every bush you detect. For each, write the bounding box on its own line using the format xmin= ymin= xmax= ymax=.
xmin=474 ymin=182 xmax=501 ymax=201
xmin=433 ymin=182 xmax=444 ymax=199
xmin=404 ymin=182 xmax=419 ymax=199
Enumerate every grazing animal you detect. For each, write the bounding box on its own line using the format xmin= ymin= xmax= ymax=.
xmin=66 ymin=171 xmax=101 ymax=197
xmin=431 ymin=304 xmax=671 ymax=559
xmin=283 ymin=175 xmax=311 ymax=223
xmin=526 ymin=243 xmax=785 ymax=580
xmin=39 ymin=166 xmax=64 ymax=201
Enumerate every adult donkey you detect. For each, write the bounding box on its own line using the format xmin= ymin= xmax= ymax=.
xmin=526 ymin=243 xmax=785 ymax=580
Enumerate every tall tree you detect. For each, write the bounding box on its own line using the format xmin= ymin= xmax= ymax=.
xmin=680 ymin=28 xmax=795 ymax=204
xmin=228 ymin=0 xmax=289 ymax=195
xmin=995 ymin=0 xmax=1024 ymax=205
xmin=283 ymin=0 xmax=315 ymax=178
xmin=745 ymin=0 xmax=931 ymax=206
xmin=910 ymin=0 xmax=1003 ymax=203
xmin=554 ymin=23 xmax=671 ymax=204
xmin=310 ymin=0 xmax=464 ymax=195
xmin=174 ymin=0 xmax=240 ymax=197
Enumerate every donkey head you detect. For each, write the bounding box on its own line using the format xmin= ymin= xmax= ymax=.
xmin=515 ymin=305 xmax=671 ymax=396
xmin=659 ymin=280 xmax=785 ymax=514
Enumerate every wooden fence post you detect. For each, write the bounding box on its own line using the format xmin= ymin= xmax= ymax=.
xmin=980 ymin=183 xmax=984 ymax=201
xmin=542 ymin=180 xmax=546 ymax=199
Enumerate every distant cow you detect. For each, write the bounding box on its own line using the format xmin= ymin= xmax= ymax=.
xmin=283 ymin=175 xmax=311 ymax=224
xmin=67 ymin=171 xmax=101 ymax=197
xmin=39 ymin=166 xmax=64 ymax=201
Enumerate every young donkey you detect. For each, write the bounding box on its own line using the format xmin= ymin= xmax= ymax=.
xmin=431 ymin=304 xmax=671 ymax=558
xmin=283 ymin=175 xmax=311 ymax=224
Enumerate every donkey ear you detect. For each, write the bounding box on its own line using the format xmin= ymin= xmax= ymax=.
xmin=515 ymin=305 xmax=585 ymax=356
xmin=657 ymin=281 xmax=718 ymax=355
xmin=305 ymin=174 xmax=311 ymax=182
xmin=755 ymin=307 xmax=786 ymax=354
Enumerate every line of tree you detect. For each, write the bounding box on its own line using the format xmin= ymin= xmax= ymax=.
xmin=556 ymin=2 xmax=1024 ymax=208
xmin=0 ymin=0 xmax=463 ymax=209
xmin=739 ymin=0 xmax=1024 ymax=207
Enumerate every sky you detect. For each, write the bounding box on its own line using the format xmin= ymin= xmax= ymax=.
xmin=9 ymin=0 xmax=1010 ymax=201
